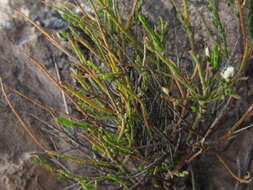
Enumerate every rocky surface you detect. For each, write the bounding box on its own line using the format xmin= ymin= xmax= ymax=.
xmin=1 ymin=154 xmax=64 ymax=190
xmin=0 ymin=0 xmax=70 ymax=189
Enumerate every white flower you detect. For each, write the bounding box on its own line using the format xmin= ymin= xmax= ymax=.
xmin=221 ymin=66 xmax=235 ymax=81
xmin=205 ymin=47 xmax=210 ymax=57
xmin=161 ymin=87 xmax=169 ymax=95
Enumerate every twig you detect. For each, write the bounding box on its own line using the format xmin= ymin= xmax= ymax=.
xmin=189 ymin=164 xmax=196 ymax=190
xmin=24 ymin=54 xmax=95 ymax=119
xmin=29 ymin=113 xmax=62 ymax=134
xmin=4 ymin=85 xmax=80 ymax=121
xmin=125 ymin=0 xmax=139 ymax=30
xmin=234 ymin=158 xmax=241 ymax=190
xmin=0 ymin=77 xmax=48 ymax=152
xmin=236 ymin=0 xmax=247 ymax=49
xmin=53 ymin=58 xmax=70 ymax=115
xmin=62 ymin=183 xmax=80 ymax=190
xmin=29 ymin=113 xmax=92 ymax=158
xmin=225 ymin=38 xmax=240 ymax=66
xmin=201 ymin=97 xmax=232 ymax=144
xmin=236 ymin=137 xmax=253 ymax=190
xmin=229 ymin=102 xmax=253 ymax=133
xmin=233 ymin=123 xmax=253 ymax=135
xmin=123 ymin=153 xmax=168 ymax=179
xmin=216 ymin=153 xmax=252 ymax=184
xmin=174 ymin=148 xmax=205 ymax=172
xmin=16 ymin=10 xmax=76 ymax=61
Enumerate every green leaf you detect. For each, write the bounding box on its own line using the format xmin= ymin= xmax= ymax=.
xmin=106 ymin=174 xmax=128 ymax=186
xmin=138 ymin=15 xmax=163 ymax=53
xmin=48 ymin=151 xmax=111 ymax=166
xmin=210 ymin=43 xmax=221 ymax=72
xmin=248 ymin=0 xmax=253 ymax=39
xmin=57 ymin=169 xmax=107 ymax=181
xmin=224 ymin=88 xmax=233 ymax=96
xmin=191 ymin=106 xmax=198 ymax=113
xmin=45 ymin=2 xmax=80 ymax=25
xmin=80 ymin=183 xmax=96 ymax=190
xmin=57 ymin=117 xmax=92 ymax=130
xmin=62 ymin=84 xmax=114 ymax=114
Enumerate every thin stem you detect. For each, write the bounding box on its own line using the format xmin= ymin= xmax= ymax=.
xmin=0 ymin=77 xmax=48 ymax=152
xmin=190 ymin=51 xmax=207 ymax=96
xmin=216 ymin=153 xmax=252 ymax=183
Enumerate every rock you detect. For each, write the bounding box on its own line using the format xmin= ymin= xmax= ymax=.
xmin=0 ymin=0 xmax=13 ymax=29
xmin=0 ymin=1 xmax=71 ymax=189
xmin=1 ymin=153 xmax=66 ymax=190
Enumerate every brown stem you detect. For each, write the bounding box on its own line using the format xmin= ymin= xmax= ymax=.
xmin=237 ymin=0 xmax=247 ymax=48
xmin=0 ymin=77 xmax=48 ymax=152
xmin=216 ymin=153 xmax=252 ymax=183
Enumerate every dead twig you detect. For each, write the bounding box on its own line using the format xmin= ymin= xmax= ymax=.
xmin=53 ymin=57 xmax=70 ymax=115
xmin=5 ymin=85 xmax=80 ymax=121
xmin=0 ymin=77 xmax=48 ymax=152
xmin=201 ymin=97 xmax=232 ymax=144
xmin=229 ymin=103 xmax=253 ymax=132
xmin=216 ymin=153 xmax=252 ymax=184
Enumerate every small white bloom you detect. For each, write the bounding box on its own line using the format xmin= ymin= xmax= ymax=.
xmin=205 ymin=47 xmax=210 ymax=57
xmin=221 ymin=66 xmax=235 ymax=81
xmin=161 ymin=87 xmax=169 ymax=95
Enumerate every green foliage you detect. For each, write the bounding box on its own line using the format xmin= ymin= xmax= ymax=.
xmin=57 ymin=117 xmax=92 ymax=130
xmin=33 ymin=154 xmax=56 ymax=172
xmin=247 ymin=0 xmax=253 ymax=39
xmin=80 ymin=183 xmax=96 ymax=190
xmin=21 ymin=0 xmax=248 ymax=189
xmin=138 ymin=15 xmax=163 ymax=53
xmin=210 ymin=43 xmax=221 ymax=72
xmin=207 ymin=0 xmax=229 ymax=57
